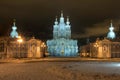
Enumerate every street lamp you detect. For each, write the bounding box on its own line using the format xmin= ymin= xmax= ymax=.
xmin=93 ymin=42 xmax=99 ymax=57
xmin=41 ymin=42 xmax=46 ymax=57
xmin=17 ymin=36 xmax=23 ymax=58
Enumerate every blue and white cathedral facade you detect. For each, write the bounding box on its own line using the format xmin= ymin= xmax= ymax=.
xmin=47 ymin=12 xmax=78 ymax=57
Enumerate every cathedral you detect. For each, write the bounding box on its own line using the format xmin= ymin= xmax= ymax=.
xmin=47 ymin=12 xmax=78 ymax=57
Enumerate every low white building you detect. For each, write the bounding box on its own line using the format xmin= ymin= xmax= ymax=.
xmin=0 ymin=37 xmax=46 ymax=59
xmin=91 ymin=38 xmax=120 ymax=58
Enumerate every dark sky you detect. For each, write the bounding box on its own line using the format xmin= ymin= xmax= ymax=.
xmin=0 ymin=0 xmax=120 ymax=39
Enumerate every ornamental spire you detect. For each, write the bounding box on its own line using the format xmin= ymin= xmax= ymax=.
xmin=110 ymin=20 xmax=113 ymax=27
xmin=107 ymin=20 xmax=116 ymax=39
xmin=66 ymin=16 xmax=70 ymax=25
xmin=13 ymin=19 xmax=16 ymax=26
xmin=61 ymin=10 xmax=63 ymax=17
xmin=60 ymin=11 xmax=64 ymax=23
xmin=109 ymin=20 xmax=114 ymax=31
xmin=67 ymin=16 xmax=69 ymax=21
xmin=54 ymin=16 xmax=58 ymax=25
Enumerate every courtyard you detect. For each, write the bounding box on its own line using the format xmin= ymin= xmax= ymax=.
xmin=0 ymin=58 xmax=120 ymax=80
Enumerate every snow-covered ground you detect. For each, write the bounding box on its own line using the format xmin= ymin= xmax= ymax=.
xmin=0 ymin=62 xmax=120 ymax=80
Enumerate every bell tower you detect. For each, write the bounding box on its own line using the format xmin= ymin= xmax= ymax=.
xmin=10 ymin=19 xmax=18 ymax=38
xmin=107 ymin=20 xmax=116 ymax=39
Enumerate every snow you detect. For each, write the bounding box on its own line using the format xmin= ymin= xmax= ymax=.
xmin=0 ymin=62 xmax=120 ymax=80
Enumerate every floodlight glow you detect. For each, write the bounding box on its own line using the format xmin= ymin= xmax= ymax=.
xmin=116 ymin=63 xmax=120 ymax=67
xmin=17 ymin=36 xmax=23 ymax=43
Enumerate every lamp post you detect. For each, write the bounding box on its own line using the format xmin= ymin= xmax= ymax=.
xmin=94 ymin=42 xmax=99 ymax=57
xmin=41 ymin=42 xmax=46 ymax=57
xmin=17 ymin=36 xmax=23 ymax=58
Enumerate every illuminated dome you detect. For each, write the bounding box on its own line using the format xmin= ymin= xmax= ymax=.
xmin=107 ymin=21 xmax=116 ymax=39
xmin=10 ymin=19 xmax=18 ymax=38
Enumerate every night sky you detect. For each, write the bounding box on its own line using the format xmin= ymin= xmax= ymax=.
xmin=0 ymin=0 xmax=120 ymax=40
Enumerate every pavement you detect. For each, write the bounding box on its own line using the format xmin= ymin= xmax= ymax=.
xmin=0 ymin=57 xmax=120 ymax=63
